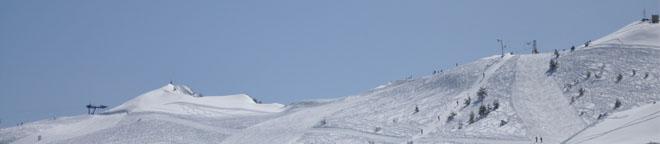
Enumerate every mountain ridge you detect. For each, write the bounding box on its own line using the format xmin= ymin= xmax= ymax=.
xmin=2 ymin=20 xmax=659 ymax=144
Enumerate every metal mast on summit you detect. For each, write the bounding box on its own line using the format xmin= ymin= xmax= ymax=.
xmin=497 ymin=39 xmax=506 ymax=58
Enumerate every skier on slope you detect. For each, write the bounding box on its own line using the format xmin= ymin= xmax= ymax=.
xmin=535 ymin=136 xmax=538 ymax=143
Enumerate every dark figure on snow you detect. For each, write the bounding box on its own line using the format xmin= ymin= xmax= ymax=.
xmin=585 ymin=40 xmax=592 ymax=47
xmin=540 ymin=137 xmax=543 ymax=143
xmin=414 ymin=105 xmax=420 ymax=114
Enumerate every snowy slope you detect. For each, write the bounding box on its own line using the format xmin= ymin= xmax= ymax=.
xmin=0 ymin=84 xmax=285 ymax=144
xmin=1 ymin=20 xmax=659 ymax=144
xmin=510 ymin=54 xmax=586 ymax=143
xmin=564 ymin=102 xmax=660 ymax=144
xmin=591 ymin=21 xmax=660 ymax=48
xmin=108 ymin=84 xmax=285 ymax=116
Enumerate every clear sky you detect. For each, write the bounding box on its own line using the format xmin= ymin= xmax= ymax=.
xmin=0 ymin=0 xmax=658 ymax=127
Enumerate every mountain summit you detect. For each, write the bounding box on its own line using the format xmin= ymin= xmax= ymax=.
xmin=107 ymin=84 xmax=285 ymax=116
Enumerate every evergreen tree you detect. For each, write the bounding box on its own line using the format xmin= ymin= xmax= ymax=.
xmin=614 ymin=99 xmax=622 ymax=110
xmin=446 ymin=112 xmax=457 ymax=123
xmin=499 ymin=120 xmax=508 ymax=127
xmin=463 ymin=97 xmax=471 ymax=108
xmin=478 ymin=105 xmax=489 ymax=118
xmin=477 ymin=87 xmax=488 ymax=103
xmin=616 ymin=74 xmax=623 ymax=83
xmin=548 ymin=59 xmax=559 ymax=74
xmin=597 ymin=112 xmax=608 ymax=120
xmin=585 ymin=40 xmax=591 ymax=47
xmin=458 ymin=120 xmax=464 ymax=129
xmin=570 ymin=46 xmax=575 ymax=52
xmin=554 ymin=49 xmax=560 ymax=58
xmin=318 ymin=119 xmax=327 ymax=127
xmin=468 ymin=112 xmax=476 ymax=124
xmin=493 ymin=99 xmax=500 ymax=111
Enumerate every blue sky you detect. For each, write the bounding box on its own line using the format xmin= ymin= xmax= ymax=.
xmin=0 ymin=0 xmax=658 ymax=127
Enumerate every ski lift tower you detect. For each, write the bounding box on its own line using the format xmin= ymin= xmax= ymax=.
xmin=528 ymin=40 xmax=539 ymax=54
xmin=86 ymin=103 xmax=108 ymax=115
xmin=497 ymin=39 xmax=506 ymax=58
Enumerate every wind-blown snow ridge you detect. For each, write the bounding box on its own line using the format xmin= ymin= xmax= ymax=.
xmin=108 ymin=84 xmax=285 ymax=116
xmin=591 ymin=21 xmax=660 ymax=48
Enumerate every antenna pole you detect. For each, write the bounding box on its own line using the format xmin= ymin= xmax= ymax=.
xmin=533 ymin=40 xmax=537 ymax=52
xmin=497 ymin=39 xmax=505 ymax=58
xmin=644 ymin=8 xmax=647 ymax=19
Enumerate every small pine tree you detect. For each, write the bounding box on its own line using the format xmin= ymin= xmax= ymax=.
xmin=632 ymin=69 xmax=637 ymax=77
xmin=597 ymin=112 xmax=608 ymax=120
xmin=318 ymin=119 xmax=327 ymax=127
xmin=463 ymin=97 xmax=471 ymax=108
xmin=614 ymin=99 xmax=622 ymax=110
xmin=252 ymin=98 xmax=262 ymax=104
xmin=478 ymin=105 xmax=489 ymax=118
xmin=477 ymin=87 xmax=488 ymax=103
xmin=585 ymin=40 xmax=591 ymax=47
xmin=570 ymin=46 xmax=575 ymax=52
xmin=446 ymin=112 xmax=457 ymax=123
xmin=468 ymin=112 xmax=476 ymax=124
xmin=554 ymin=49 xmax=560 ymax=58
xmin=492 ymin=99 xmax=500 ymax=111
xmin=570 ymin=96 xmax=576 ymax=104
xmin=595 ymin=73 xmax=602 ymax=79
xmin=548 ymin=59 xmax=559 ymax=73
xmin=616 ymin=74 xmax=623 ymax=83
xmin=578 ymin=88 xmax=586 ymax=97
xmin=457 ymin=120 xmax=463 ymax=129
xmin=499 ymin=120 xmax=508 ymax=127
xmin=373 ymin=127 xmax=382 ymax=133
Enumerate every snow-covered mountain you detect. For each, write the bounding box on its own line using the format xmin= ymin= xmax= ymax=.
xmin=107 ymin=84 xmax=285 ymax=116
xmin=2 ymin=20 xmax=659 ymax=144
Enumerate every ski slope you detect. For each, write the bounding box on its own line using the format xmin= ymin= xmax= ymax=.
xmin=511 ymin=54 xmax=586 ymax=143
xmin=1 ymin=20 xmax=659 ymax=144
